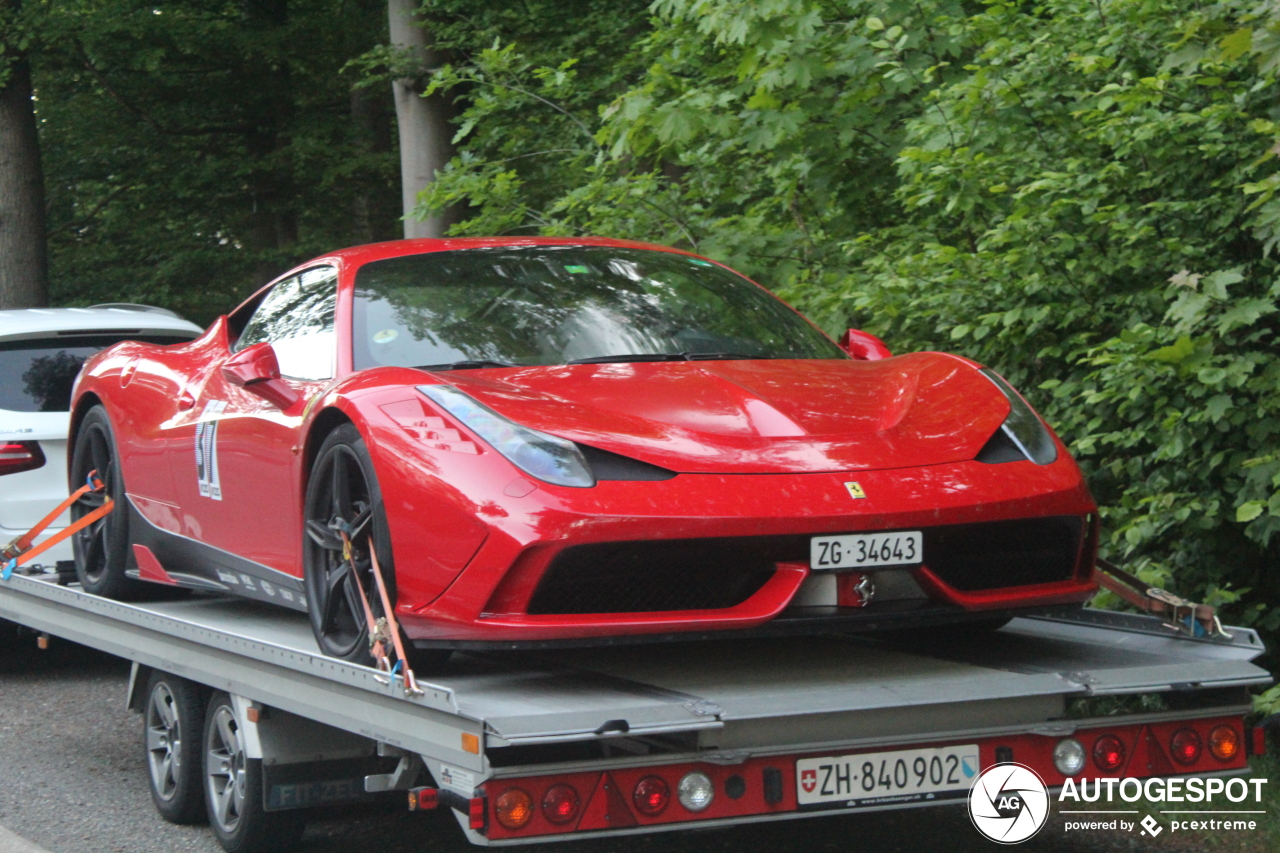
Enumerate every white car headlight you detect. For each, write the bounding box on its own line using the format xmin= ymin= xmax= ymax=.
xmin=980 ymin=369 xmax=1057 ymax=465
xmin=417 ymin=385 xmax=595 ymax=488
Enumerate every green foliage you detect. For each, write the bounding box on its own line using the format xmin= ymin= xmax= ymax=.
xmin=416 ymin=0 xmax=1280 ymax=641
xmin=32 ymin=0 xmax=399 ymax=324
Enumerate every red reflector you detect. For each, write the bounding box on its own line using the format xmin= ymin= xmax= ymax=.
xmin=633 ymin=775 xmax=670 ymax=816
xmin=0 ymin=442 xmax=45 ymax=477
xmin=1170 ymin=728 xmax=1202 ymax=765
xmin=469 ymin=796 xmax=486 ymax=830
xmin=1252 ymin=726 xmax=1267 ymax=757
xmin=1092 ymin=735 xmax=1125 ymax=772
xmin=541 ymin=784 xmax=580 ymax=825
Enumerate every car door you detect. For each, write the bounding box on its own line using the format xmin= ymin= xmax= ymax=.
xmin=176 ymin=267 xmax=338 ymax=583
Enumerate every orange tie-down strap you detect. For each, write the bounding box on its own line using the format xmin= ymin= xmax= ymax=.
xmin=1095 ymin=558 xmax=1225 ymax=639
xmin=2 ymin=474 xmax=113 ymax=581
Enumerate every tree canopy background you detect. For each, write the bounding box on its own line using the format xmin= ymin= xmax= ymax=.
xmin=9 ymin=0 xmax=1280 ymax=697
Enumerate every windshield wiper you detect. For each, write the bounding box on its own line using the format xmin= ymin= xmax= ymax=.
xmin=567 ymin=351 xmax=764 ymax=365
xmin=567 ymin=353 xmax=684 ymax=365
xmin=415 ymin=360 xmax=515 ymax=371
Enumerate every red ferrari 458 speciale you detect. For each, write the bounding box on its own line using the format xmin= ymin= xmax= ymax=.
xmin=68 ymin=238 xmax=1098 ymax=664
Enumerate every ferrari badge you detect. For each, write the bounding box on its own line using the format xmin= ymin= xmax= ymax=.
xmin=844 ymin=482 xmax=867 ymax=500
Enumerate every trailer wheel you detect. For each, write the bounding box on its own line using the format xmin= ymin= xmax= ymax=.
xmin=70 ymin=405 xmax=142 ymax=599
xmin=145 ymin=671 xmax=207 ymax=824
xmin=303 ymin=424 xmax=450 ymax=671
xmin=202 ymin=692 xmax=304 ymax=853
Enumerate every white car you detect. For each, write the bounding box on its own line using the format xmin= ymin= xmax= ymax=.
xmin=1 ymin=305 xmax=202 ymax=566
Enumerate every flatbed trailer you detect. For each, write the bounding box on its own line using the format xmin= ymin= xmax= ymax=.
xmin=0 ymin=571 xmax=1272 ymax=849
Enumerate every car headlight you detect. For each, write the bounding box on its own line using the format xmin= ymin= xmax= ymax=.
xmin=979 ymin=369 xmax=1057 ymax=465
xmin=417 ymin=385 xmax=595 ymax=487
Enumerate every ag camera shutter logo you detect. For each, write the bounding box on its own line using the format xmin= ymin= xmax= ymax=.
xmin=968 ymin=763 xmax=1050 ymax=844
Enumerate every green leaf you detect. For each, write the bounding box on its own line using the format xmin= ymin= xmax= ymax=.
xmin=1218 ymin=28 xmax=1253 ymax=62
xmin=1238 ymin=501 xmax=1266 ymax=523
xmin=1149 ymin=336 xmax=1195 ymax=364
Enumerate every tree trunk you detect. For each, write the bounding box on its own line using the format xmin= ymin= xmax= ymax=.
xmin=388 ymin=0 xmax=453 ymax=239
xmin=0 ymin=52 xmax=49 ymax=308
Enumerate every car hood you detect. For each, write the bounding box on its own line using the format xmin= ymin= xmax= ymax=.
xmin=433 ymin=354 xmax=1012 ymax=474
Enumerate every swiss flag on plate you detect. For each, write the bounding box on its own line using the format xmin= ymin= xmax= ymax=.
xmin=801 ymin=769 xmax=817 ymax=793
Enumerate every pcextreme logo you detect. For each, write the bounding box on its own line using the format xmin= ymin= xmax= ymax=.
xmin=968 ymin=763 xmax=1050 ymax=844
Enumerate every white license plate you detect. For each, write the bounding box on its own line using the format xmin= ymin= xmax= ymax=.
xmin=809 ymin=531 xmax=922 ymax=570
xmin=796 ymin=744 xmax=980 ymax=808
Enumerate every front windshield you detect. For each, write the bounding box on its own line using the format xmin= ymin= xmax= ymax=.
xmin=351 ymin=246 xmax=844 ymax=370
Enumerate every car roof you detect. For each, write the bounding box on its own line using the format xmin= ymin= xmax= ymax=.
xmin=316 ymin=236 xmax=698 ymax=269
xmin=0 ymin=306 xmax=203 ymax=342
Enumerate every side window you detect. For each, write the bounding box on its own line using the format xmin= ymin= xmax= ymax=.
xmin=235 ymin=267 xmax=338 ymax=381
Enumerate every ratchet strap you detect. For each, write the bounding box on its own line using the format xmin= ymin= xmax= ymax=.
xmin=1096 ymin=558 xmax=1229 ymax=639
xmin=339 ymin=530 xmax=422 ymax=696
xmin=2 ymin=472 xmax=113 ymax=581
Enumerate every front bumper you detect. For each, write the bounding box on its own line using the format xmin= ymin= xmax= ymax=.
xmin=395 ymin=459 xmax=1098 ymax=644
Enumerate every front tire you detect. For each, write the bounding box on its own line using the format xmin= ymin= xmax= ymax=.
xmin=302 ymin=424 xmax=450 ymax=671
xmin=70 ymin=405 xmax=140 ymax=598
xmin=202 ymin=692 xmax=304 ymax=853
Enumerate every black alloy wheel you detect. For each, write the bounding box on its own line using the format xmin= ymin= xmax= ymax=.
xmin=303 ymin=424 xmax=450 ymax=671
xmin=70 ymin=405 xmax=140 ymax=598
xmin=303 ymin=425 xmax=396 ymax=663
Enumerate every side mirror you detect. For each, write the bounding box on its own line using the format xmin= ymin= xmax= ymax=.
xmin=222 ymin=342 xmax=299 ymax=409
xmin=839 ymin=329 xmax=892 ymax=361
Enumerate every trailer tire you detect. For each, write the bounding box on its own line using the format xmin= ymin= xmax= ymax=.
xmin=145 ymin=671 xmax=208 ymax=824
xmin=202 ymin=692 xmax=305 ymax=853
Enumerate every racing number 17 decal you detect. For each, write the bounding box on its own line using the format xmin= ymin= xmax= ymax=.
xmin=195 ymin=400 xmax=227 ymax=500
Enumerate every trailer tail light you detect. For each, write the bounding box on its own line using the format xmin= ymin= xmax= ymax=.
xmin=677 ymin=772 xmax=714 ymax=812
xmin=495 ymin=788 xmax=533 ymax=829
xmin=1052 ymin=738 xmax=1086 ymax=776
xmin=541 ymin=784 xmax=580 ymax=825
xmin=0 ymin=442 xmax=44 ymax=476
xmin=1251 ymin=726 xmax=1267 ymax=757
xmin=633 ymin=775 xmax=670 ymax=816
xmin=1092 ymin=735 xmax=1125 ymax=772
xmin=1170 ymin=728 xmax=1202 ymax=765
xmin=1209 ymin=725 xmax=1240 ymax=762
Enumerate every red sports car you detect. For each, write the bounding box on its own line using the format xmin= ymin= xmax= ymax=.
xmin=68 ymin=238 xmax=1098 ymax=665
